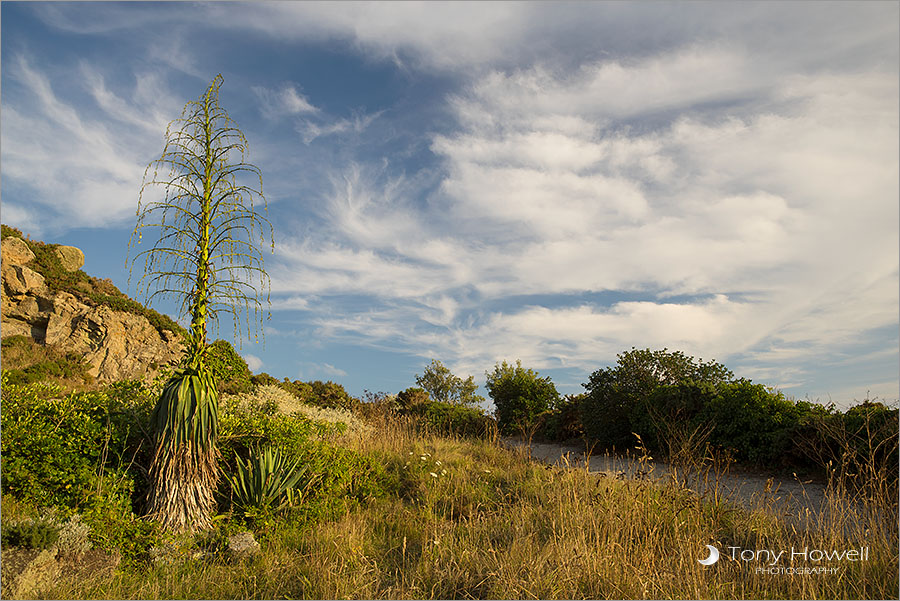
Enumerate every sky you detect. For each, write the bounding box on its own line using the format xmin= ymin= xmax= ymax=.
xmin=2 ymin=1 xmax=898 ymax=410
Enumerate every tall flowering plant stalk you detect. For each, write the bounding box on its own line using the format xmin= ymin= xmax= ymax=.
xmin=129 ymin=74 xmax=273 ymax=532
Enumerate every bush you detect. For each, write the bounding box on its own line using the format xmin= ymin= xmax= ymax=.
xmin=1 ymin=519 xmax=60 ymax=549
xmin=0 ymin=376 xmax=160 ymax=561
xmin=407 ymin=400 xmax=494 ymax=439
xmin=539 ymin=394 xmax=585 ymax=442
xmin=307 ymin=380 xmax=359 ymax=411
xmin=396 ymin=387 xmax=430 ymax=411
xmin=581 ymin=348 xmax=733 ymax=450
xmin=207 ymin=339 xmax=252 ymax=394
xmin=486 ymin=360 xmax=560 ymax=435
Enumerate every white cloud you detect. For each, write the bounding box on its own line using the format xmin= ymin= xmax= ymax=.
xmin=243 ymin=354 xmax=264 ymax=372
xmin=270 ymin=47 xmax=898 ymax=399
xmin=252 ymin=83 xmax=318 ymax=120
xmin=297 ymin=110 xmax=382 ymax=144
xmin=2 ymin=56 xmax=178 ymax=235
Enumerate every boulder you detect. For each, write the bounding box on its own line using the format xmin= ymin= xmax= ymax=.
xmin=54 ymin=245 xmax=85 ymax=272
xmin=227 ymin=531 xmax=260 ymax=560
xmin=0 ymin=547 xmax=60 ymax=599
xmin=1 ymin=236 xmax=35 ymax=266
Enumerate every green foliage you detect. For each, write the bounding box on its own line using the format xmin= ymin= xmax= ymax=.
xmin=226 ymin=446 xmax=311 ymax=515
xmin=486 ymin=360 xmax=560 ymax=435
xmin=407 ymin=400 xmax=494 ymax=439
xmin=539 ymin=394 xmax=585 ymax=442
xmin=153 ymin=368 xmax=219 ymax=451
xmin=218 ymin=394 xmax=320 ymax=461
xmin=629 ymin=380 xmax=842 ymax=467
xmin=581 ymin=348 xmax=733 ymax=450
xmin=416 ymin=359 xmax=485 ymax=406
xmin=1 ymin=379 xmax=130 ymax=509
xmin=250 ymin=372 xmax=281 ymax=387
xmin=206 ymin=339 xmax=252 ymax=394
xmin=1 ymin=519 xmax=60 ymax=549
xmin=217 ymin=394 xmax=400 ymax=524
xmin=1 ymin=223 xmax=23 ymax=239
xmin=397 ymin=387 xmax=430 ymax=412
xmin=306 ymin=380 xmax=358 ymax=410
xmin=0 ymin=376 xmax=161 ymax=562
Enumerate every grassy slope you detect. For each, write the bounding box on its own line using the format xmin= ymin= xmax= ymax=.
xmin=44 ymin=416 xmax=898 ymax=600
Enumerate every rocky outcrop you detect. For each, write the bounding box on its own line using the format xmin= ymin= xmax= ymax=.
xmin=1 ymin=236 xmax=183 ymax=383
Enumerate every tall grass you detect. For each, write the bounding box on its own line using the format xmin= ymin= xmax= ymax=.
xmin=44 ymin=414 xmax=898 ymax=600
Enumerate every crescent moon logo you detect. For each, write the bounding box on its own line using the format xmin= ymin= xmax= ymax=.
xmin=698 ymin=544 xmax=720 ymax=566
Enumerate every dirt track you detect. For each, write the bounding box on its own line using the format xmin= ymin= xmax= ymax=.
xmin=504 ymin=439 xmax=828 ymax=523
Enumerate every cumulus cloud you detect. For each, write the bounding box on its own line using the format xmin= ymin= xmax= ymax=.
xmin=243 ymin=354 xmax=264 ymax=372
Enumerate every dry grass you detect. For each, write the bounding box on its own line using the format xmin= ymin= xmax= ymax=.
xmin=43 ymin=417 xmax=898 ymax=600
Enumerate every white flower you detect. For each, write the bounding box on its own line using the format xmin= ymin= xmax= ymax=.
xmin=420 ymin=456 xmax=427 ymax=461
xmin=434 ymin=460 xmax=442 ymax=466
xmin=441 ymin=469 xmax=447 ymax=475
xmin=430 ymin=472 xmax=438 ymax=478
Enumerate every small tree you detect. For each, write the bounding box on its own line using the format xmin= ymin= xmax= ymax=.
xmin=486 ymin=360 xmax=560 ymax=436
xmin=580 ymin=348 xmax=733 ymax=450
xmin=415 ymin=359 xmax=484 ymax=406
xmin=129 ymin=74 xmax=273 ymax=532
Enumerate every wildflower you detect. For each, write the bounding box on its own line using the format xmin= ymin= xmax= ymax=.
xmin=420 ymin=456 xmax=427 ymax=461
xmin=430 ymin=472 xmax=438 ymax=478
xmin=409 ymin=451 xmax=414 ymax=455
xmin=483 ymin=469 xmax=491 ymax=474
xmin=441 ymin=469 xmax=447 ymax=475
xmin=434 ymin=460 xmax=442 ymax=466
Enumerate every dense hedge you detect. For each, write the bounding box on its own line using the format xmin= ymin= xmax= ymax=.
xmin=581 ymin=348 xmax=733 ymax=450
xmin=406 ymin=400 xmax=494 ymax=439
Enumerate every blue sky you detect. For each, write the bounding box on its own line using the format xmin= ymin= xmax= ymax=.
xmin=2 ymin=1 xmax=898 ymax=409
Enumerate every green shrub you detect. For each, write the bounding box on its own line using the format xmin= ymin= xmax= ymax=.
xmin=539 ymin=394 xmax=585 ymax=442
xmin=486 ymin=360 xmax=560 ymax=435
xmin=250 ymin=372 xmax=281 ymax=387
xmin=407 ymin=400 xmax=494 ymax=439
xmin=218 ymin=394 xmax=319 ymax=462
xmin=207 ymin=339 xmax=252 ymax=394
xmin=307 ymin=380 xmax=358 ymax=411
xmin=396 ymin=387 xmax=430 ymax=411
xmin=581 ymin=348 xmax=733 ymax=450
xmin=1 ymin=519 xmax=60 ymax=549
xmin=0 ymin=376 xmax=160 ymax=562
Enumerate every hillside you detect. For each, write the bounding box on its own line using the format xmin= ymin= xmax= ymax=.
xmin=1 ymin=225 xmax=184 ymax=386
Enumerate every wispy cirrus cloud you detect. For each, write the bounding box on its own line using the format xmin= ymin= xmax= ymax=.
xmin=268 ymin=47 xmax=898 ymax=398
xmin=2 ymin=56 xmax=179 ymax=235
xmin=252 ymin=82 xmax=318 ymax=120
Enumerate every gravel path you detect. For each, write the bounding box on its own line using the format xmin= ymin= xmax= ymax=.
xmin=504 ymin=439 xmax=828 ymax=523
